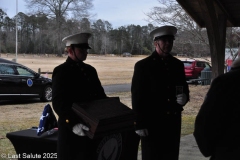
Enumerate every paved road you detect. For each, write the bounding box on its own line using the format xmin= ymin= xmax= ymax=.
xmin=179 ymin=134 xmax=209 ymax=160
xmin=136 ymin=134 xmax=209 ymax=160
xmin=103 ymin=84 xmax=209 ymax=160
xmin=103 ymin=83 xmax=198 ymax=93
xmin=103 ymin=84 xmax=131 ymax=93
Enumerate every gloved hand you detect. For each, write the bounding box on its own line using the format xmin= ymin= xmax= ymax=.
xmin=176 ymin=93 xmax=187 ymax=105
xmin=135 ymin=129 xmax=148 ymax=137
xmin=72 ymin=123 xmax=89 ymax=136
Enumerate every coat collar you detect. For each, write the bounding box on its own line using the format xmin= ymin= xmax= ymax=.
xmin=66 ymin=56 xmax=84 ymax=67
xmin=151 ymin=51 xmax=173 ymax=61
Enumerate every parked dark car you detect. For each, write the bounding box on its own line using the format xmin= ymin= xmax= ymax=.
xmin=0 ymin=58 xmax=52 ymax=102
xmin=182 ymin=60 xmax=211 ymax=80
xmin=122 ymin=52 xmax=132 ymax=57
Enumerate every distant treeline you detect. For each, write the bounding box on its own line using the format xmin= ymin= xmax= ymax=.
xmin=0 ymin=5 xmax=211 ymax=57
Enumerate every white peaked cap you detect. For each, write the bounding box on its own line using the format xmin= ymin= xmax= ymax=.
xmin=150 ymin=26 xmax=177 ymax=41
xmin=62 ymin=32 xmax=92 ymax=47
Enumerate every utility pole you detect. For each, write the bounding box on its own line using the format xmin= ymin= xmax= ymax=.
xmin=15 ymin=0 xmax=18 ymax=62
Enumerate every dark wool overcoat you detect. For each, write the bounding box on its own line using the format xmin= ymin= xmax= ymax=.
xmin=131 ymin=51 xmax=189 ymax=160
xmin=194 ymin=67 xmax=240 ymax=160
xmin=52 ymin=57 xmax=107 ymax=160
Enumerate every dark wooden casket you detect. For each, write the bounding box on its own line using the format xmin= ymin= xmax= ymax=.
xmin=72 ymin=97 xmax=136 ymax=139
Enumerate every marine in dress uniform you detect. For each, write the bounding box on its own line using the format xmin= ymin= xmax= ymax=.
xmin=52 ymin=32 xmax=107 ymax=160
xmin=131 ymin=26 xmax=190 ymax=160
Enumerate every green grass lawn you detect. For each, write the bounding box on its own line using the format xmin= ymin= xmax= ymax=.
xmin=0 ymin=92 xmax=197 ymax=159
xmin=0 ymin=116 xmax=196 ymax=159
xmin=181 ymin=115 xmax=196 ymax=136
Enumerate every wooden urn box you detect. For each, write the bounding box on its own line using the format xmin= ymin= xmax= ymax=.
xmin=72 ymin=97 xmax=136 ymax=139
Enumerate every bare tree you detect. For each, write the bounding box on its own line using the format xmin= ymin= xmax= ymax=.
xmin=146 ymin=0 xmax=240 ymax=61
xmin=24 ymin=0 xmax=94 ymax=56
xmin=91 ymin=19 xmax=113 ymax=54
xmin=146 ymin=0 xmax=210 ymax=57
xmin=226 ymin=27 xmax=240 ymax=60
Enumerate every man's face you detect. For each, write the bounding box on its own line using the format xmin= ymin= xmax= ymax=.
xmin=154 ymin=37 xmax=174 ymax=56
xmin=68 ymin=46 xmax=89 ymax=61
xmin=74 ymin=47 xmax=89 ymax=61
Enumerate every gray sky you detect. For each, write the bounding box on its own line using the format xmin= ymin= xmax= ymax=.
xmin=0 ymin=0 xmax=160 ymax=29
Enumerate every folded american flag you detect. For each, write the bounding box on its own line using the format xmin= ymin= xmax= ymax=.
xmin=37 ymin=103 xmax=58 ymax=136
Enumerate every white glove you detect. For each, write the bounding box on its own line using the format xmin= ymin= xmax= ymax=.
xmin=135 ymin=129 xmax=148 ymax=137
xmin=72 ymin=123 xmax=89 ymax=136
xmin=176 ymin=93 xmax=187 ymax=105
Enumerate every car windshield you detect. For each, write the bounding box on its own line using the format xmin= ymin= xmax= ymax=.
xmin=182 ymin=61 xmax=193 ymax=67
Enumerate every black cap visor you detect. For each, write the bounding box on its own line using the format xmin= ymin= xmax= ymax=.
xmin=72 ymin=43 xmax=91 ymax=49
xmin=154 ymin=35 xmax=175 ymax=41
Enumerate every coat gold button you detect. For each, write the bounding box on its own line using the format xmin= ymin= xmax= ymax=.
xmin=66 ymin=119 xmax=69 ymax=123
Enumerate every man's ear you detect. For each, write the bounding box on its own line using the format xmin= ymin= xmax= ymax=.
xmin=67 ymin=47 xmax=74 ymax=55
xmin=153 ymin=41 xmax=158 ymax=47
